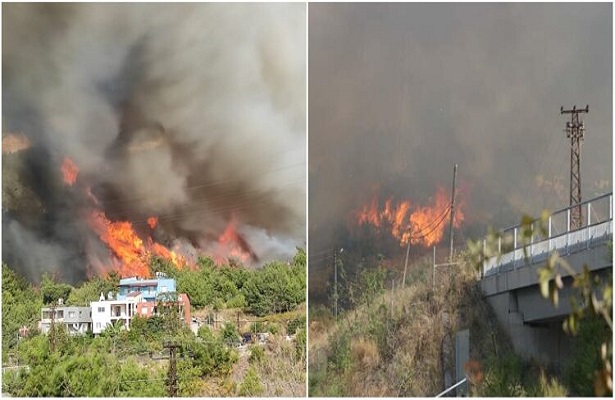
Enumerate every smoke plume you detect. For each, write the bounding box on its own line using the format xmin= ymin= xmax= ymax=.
xmin=2 ymin=3 xmax=306 ymax=283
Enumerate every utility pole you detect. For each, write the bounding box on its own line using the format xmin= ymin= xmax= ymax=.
xmin=561 ymin=105 xmax=588 ymax=229
xmin=448 ymin=164 xmax=458 ymax=260
xmin=49 ymin=301 xmax=57 ymax=352
xmin=433 ymin=246 xmax=436 ymax=291
xmin=333 ymin=249 xmax=338 ymax=321
xmin=402 ymin=240 xmax=410 ymax=289
xmin=164 ymin=340 xmax=181 ymax=397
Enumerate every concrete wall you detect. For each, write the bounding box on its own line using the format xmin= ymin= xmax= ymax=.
xmin=484 ymin=291 xmax=575 ymax=367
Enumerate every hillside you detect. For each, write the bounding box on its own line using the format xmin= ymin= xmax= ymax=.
xmin=308 ymin=253 xmax=577 ymax=397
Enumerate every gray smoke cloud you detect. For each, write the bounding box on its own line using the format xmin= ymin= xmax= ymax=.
xmin=309 ymin=3 xmax=612 ymax=294
xmin=2 ymin=3 xmax=306 ymax=283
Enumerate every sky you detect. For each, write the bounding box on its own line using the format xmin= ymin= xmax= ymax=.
xmin=308 ymin=3 xmax=613 ymax=296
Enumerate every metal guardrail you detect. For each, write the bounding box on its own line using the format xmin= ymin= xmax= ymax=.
xmin=483 ymin=193 xmax=613 ymax=277
xmin=436 ymin=377 xmax=467 ymax=397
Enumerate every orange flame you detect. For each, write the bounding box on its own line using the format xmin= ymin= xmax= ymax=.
xmin=88 ymin=210 xmax=150 ymax=278
xmin=87 ymin=210 xmax=189 ymax=278
xmin=212 ymin=216 xmax=256 ymax=265
xmin=354 ymin=186 xmax=465 ymax=248
xmin=147 ymin=216 xmax=158 ymax=230
xmin=61 ymin=157 xmax=79 ymax=186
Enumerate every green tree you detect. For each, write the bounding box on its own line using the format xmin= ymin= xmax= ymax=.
xmin=243 ymin=260 xmax=305 ymax=316
xmin=66 ymin=274 xmax=118 ymax=306
xmin=40 ymin=273 xmax=73 ymax=305
xmin=2 ymin=264 xmax=43 ymax=360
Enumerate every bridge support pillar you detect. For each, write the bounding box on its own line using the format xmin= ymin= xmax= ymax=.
xmin=485 ymin=291 xmax=575 ymax=369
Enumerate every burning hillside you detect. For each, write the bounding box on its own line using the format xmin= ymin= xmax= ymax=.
xmin=2 ymin=3 xmax=306 ymax=283
xmin=351 ymin=186 xmax=465 ymax=249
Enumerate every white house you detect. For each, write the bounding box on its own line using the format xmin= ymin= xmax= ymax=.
xmin=90 ymin=292 xmax=140 ymax=334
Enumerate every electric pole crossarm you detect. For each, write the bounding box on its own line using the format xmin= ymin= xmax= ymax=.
xmin=560 ymin=105 xmax=589 ymax=114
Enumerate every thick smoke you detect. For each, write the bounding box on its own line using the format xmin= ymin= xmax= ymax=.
xmin=309 ymin=3 xmax=612 ymax=297
xmin=2 ymin=3 xmax=306 ymax=283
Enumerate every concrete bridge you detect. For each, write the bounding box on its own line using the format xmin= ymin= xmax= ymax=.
xmin=479 ymin=192 xmax=612 ymax=367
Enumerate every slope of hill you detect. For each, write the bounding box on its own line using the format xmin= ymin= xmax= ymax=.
xmin=308 ymin=253 xmax=570 ymax=397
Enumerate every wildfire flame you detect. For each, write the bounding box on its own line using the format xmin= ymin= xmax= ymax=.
xmin=147 ymin=216 xmax=158 ymax=230
xmin=354 ymin=187 xmax=465 ymax=247
xmin=87 ymin=210 xmax=188 ymax=278
xmin=62 ymin=155 xmax=256 ymax=276
xmin=213 ymin=216 xmax=258 ymax=265
xmin=60 ymin=156 xmax=192 ymax=277
xmin=61 ymin=157 xmax=79 ymax=186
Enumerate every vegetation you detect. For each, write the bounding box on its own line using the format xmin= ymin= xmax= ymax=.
xmin=2 ymin=247 xmax=306 ymax=397
xmin=2 ymin=264 xmax=42 ymax=363
xmin=308 ymin=250 xmax=581 ymax=397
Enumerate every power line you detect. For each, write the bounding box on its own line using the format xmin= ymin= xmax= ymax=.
xmin=410 ymin=206 xmax=451 ymax=243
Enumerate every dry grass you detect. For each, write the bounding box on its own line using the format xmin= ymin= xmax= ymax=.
xmin=350 ymin=337 xmax=380 ymax=370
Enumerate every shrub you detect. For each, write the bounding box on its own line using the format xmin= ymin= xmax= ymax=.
xmin=564 ymin=316 xmax=611 ymax=396
xmin=295 ymin=327 xmax=306 ymax=361
xmin=219 ymin=323 xmax=240 ymax=347
xmin=249 ymin=345 xmax=265 ymax=364
xmin=238 ymin=366 xmax=263 ymax=396
xmin=287 ymin=317 xmax=306 ymax=335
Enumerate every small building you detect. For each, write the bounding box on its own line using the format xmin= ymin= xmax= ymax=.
xmin=90 ymin=293 xmax=139 ymax=334
xmin=116 ymin=276 xmax=176 ymax=302
xmin=40 ymin=306 xmax=92 ymax=335
xmin=117 ymin=276 xmax=190 ymax=324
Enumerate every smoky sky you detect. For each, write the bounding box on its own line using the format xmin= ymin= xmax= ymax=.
xmin=309 ymin=3 xmax=612 ymax=280
xmin=2 ymin=3 xmax=306 ymax=283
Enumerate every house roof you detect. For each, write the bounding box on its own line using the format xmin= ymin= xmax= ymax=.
xmin=120 ymin=281 xmax=158 ymax=288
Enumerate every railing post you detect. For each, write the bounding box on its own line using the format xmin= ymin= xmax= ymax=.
xmin=513 ymin=227 xmax=517 ymax=249
xmin=610 ymin=194 xmax=613 ymax=221
xmin=498 ymin=236 xmax=502 ymax=253
xmin=566 ymin=208 xmax=571 ymax=252
xmin=482 ymin=239 xmax=486 ymax=278
xmin=548 ymin=216 xmax=552 ymax=251
xmin=587 ymin=202 xmax=591 ymax=226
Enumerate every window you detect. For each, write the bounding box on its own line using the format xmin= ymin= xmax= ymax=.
xmin=141 ymin=307 xmax=148 ymax=315
xmin=97 ymin=307 xmax=105 ymax=313
xmin=96 ymin=322 xmax=101 ymax=328
xmin=68 ymin=311 xmax=75 ymax=318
